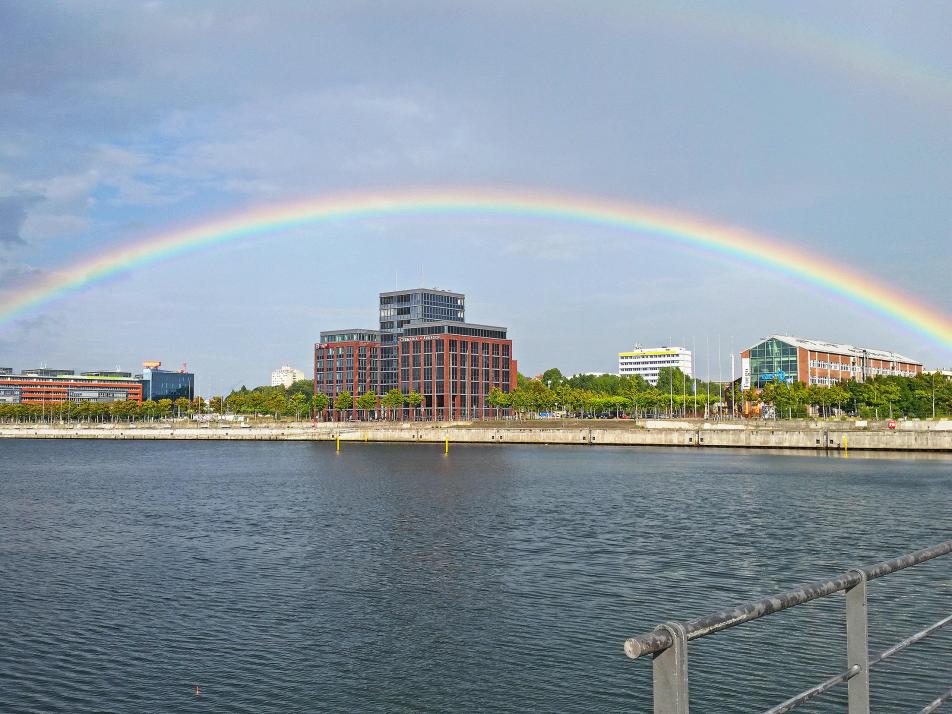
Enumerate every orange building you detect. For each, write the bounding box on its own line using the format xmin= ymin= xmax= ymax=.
xmin=0 ymin=372 xmax=143 ymax=404
xmin=740 ymin=335 xmax=922 ymax=390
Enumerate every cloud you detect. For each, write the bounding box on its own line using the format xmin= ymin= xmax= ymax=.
xmin=0 ymin=193 xmax=43 ymax=245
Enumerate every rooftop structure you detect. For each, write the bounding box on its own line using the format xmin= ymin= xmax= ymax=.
xmin=379 ymin=288 xmax=465 ymax=395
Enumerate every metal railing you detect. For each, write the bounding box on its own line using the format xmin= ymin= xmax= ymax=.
xmin=624 ymin=541 xmax=952 ymax=713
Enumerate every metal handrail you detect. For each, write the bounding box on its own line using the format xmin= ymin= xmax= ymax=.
xmin=624 ymin=540 xmax=952 ymax=659
xmin=624 ymin=541 xmax=952 ymax=713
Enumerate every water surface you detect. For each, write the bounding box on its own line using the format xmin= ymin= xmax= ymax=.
xmin=1 ymin=441 xmax=951 ymax=712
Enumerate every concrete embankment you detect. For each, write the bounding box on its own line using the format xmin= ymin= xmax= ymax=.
xmin=3 ymin=419 xmax=952 ymax=451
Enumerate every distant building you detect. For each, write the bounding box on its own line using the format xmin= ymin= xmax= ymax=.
xmin=618 ymin=346 xmax=692 ymax=385
xmin=22 ymin=368 xmax=75 ymax=377
xmin=271 ymin=365 xmax=306 ymax=388
xmin=0 ymin=367 xmax=13 ymax=375
xmin=142 ymin=362 xmax=194 ymax=401
xmin=82 ymin=371 xmax=134 ymax=379
xmin=379 ymin=288 xmax=465 ymax=395
xmin=315 ymin=287 xmax=516 ymax=419
xmin=740 ymin=335 xmax=922 ymax=390
xmin=314 ymin=330 xmax=381 ymax=401
xmin=400 ymin=321 xmax=516 ymax=419
xmin=0 ymin=371 xmax=143 ymax=404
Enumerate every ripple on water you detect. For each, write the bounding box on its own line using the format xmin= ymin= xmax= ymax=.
xmin=1 ymin=441 xmax=951 ymax=712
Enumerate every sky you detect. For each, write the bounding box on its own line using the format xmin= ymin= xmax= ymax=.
xmin=0 ymin=0 xmax=950 ymax=393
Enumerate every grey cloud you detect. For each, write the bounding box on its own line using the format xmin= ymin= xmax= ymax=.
xmin=0 ymin=193 xmax=43 ymax=245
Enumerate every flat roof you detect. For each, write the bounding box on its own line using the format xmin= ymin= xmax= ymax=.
xmin=619 ymin=346 xmax=689 ymax=356
xmin=749 ymin=335 xmax=921 ymax=364
xmin=379 ymin=287 xmax=464 ymax=297
xmin=402 ymin=320 xmax=507 ymax=331
xmin=319 ymin=328 xmax=380 ymax=336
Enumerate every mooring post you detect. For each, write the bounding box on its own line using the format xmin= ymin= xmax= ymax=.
xmin=336 ymin=434 xmax=340 ymax=452
xmin=652 ymin=622 xmax=689 ymax=714
xmin=845 ymin=569 xmax=870 ymax=714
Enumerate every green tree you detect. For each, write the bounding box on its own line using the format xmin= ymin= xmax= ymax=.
xmin=487 ymin=387 xmax=510 ymax=418
xmin=540 ymin=368 xmax=566 ymax=389
xmin=311 ymin=392 xmax=329 ymax=420
xmin=208 ymin=396 xmax=225 ymax=414
xmin=289 ymin=392 xmax=309 ymax=420
xmin=174 ymin=397 xmax=190 ymax=418
xmin=157 ymin=398 xmax=174 ymax=418
xmin=334 ymin=390 xmax=354 ymax=416
xmin=356 ymin=391 xmax=378 ymax=418
xmin=381 ymin=389 xmax=404 ymax=420
xmin=405 ymin=391 xmax=423 ymax=420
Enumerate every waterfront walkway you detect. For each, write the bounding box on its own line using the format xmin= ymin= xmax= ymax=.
xmin=3 ymin=419 xmax=952 ymax=451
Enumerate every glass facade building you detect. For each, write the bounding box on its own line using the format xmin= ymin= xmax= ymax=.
xmin=378 ymin=288 xmax=465 ymax=395
xmin=741 ymin=335 xmax=922 ymax=391
xmin=747 ymin=338 xmax=800 ymax=388
xmin=142 ymin=368 xmax=194 ymax=401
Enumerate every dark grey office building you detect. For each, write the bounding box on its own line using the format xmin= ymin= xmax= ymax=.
xmin=378 ymin=288 xmax=465 ymax=394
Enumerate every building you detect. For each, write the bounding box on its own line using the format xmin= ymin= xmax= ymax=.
xmin=314 ymin=330 xmax=381 ymax=401
xmin=315 ymin=288 xmax=516 ymax=419
xmin=82 ymin=370 xmax=134 ymax=379
xmin=379 ymin=288 xmax=465 ymax=395
xmin=740 ymin=335 xmax=922 ymax=390
xmin=22 ymin=368 xmax=75 ymax=377
xmin=0 ymin=371 xmax=143 ymax=404
xmin=399 ymin=321 xmax=517 ymax=419
xmin=618 ymin=346 xmax=692 ymax=385
xmin=271 ymin=365 xmax=306 ymax=388
xmin=142 ymin=362 xmax=194 ymax=401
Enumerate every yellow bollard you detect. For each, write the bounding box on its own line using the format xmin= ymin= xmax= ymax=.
xmin=336 ymin=435 xmax=340 ymax=452
xmin=364 ymin=432 xmax=368 ymax=442
xmin=843 ymin=435 xmax=848 ymax=458
xmin=444 ymin=437 xmax=449 ymax=455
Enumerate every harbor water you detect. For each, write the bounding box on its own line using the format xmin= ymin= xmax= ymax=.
xmin=1 ymin=440 xmax=951 ymax=712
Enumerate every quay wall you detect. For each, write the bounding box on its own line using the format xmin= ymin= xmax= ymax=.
xmin=2 ymin=420 xmax=952 ymax=451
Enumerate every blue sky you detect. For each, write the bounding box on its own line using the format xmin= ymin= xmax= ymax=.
xmin=1 ymin=1 xmax=950 ymax=392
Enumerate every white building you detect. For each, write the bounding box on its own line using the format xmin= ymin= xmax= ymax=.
xmin=618 ymin=346 xmax=692 ymax=385
xmin=271 ymin=365 xmax=306 ymax=388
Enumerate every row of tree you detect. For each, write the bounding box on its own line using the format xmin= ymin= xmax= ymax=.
xmin=3 ymin=371 xmax=949 ymax=424
xmin=0 ymin=396 xmax=208 ymax=423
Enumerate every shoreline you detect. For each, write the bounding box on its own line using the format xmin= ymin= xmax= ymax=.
xmin=4 ymin=419 xmax=952 ymax=452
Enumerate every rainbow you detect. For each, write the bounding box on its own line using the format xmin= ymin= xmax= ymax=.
xmin=2 ymin=187 xmax=951 ymax=353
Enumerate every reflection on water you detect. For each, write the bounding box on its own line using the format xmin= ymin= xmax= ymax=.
xmin=1 ymin=440 xmax=950 ymax=713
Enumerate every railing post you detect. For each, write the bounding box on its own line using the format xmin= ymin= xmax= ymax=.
xmin=845 ymin=569 xmax=870 ymax=714
xmin=652 ymin=622 xmax=689 ymax=714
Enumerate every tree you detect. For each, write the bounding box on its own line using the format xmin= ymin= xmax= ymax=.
xmin=156 ymin=398 xmax=173 ymax=418
xmin=173 ymin=397 xmax=190 ymax=418
xmin=405 ymin=391 xmax=423 ymax=420
xmin=311 ymin=392 xmax=329 ymax=420
xmin=381 ymin=389 xmax=404 ymax=420
xmin=334 ymin=390 xmax=354 ymax=417
xmin=487 ymin=387 xmax=510 ymax=418
xmin=356 ymin=391 xmax=378 ymax=418
xmin=540 ymin=368 xmax=566 ymax=390
xmin=289 ymin=392 xmax=309 ymax=420
xmin=208 ymin=396 xmax=225 ymax=415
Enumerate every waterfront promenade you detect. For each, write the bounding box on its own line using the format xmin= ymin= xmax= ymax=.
xmin=4 ymin=418 xmax=952 ymax=451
